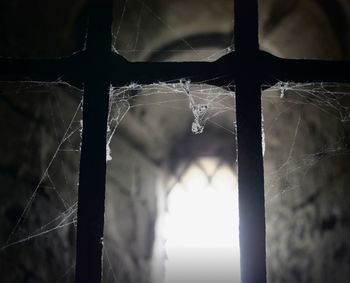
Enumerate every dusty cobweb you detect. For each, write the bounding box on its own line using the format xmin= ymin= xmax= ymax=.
xmin=262 ymin=82 xmax=350 ymax=202
xmin=106 ymin=77 xmax=236 ymax=161
xmin=1 ymin=81 xmax=82 ymax=250
xmin=1 ymin=78 xmax=350 ymax=282
xmin=0 ymin=78 xmax=236 ymax=282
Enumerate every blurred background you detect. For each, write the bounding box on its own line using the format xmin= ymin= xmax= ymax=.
xmin=1 ymin=1 xmax=350 ymax=282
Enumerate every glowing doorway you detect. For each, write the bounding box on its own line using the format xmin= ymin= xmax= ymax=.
xmin=163 ymin=157 xmax=241 ymax=283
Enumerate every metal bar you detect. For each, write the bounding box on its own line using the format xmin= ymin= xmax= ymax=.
xmin=260 ymin=51 xmax=350 ymax=84
xmin=1 ymin=50 xmax=350 ymax=88
xmin=234 ymin=1 xmax=267 ymax=283
xmin=109 ymin=52 xmax=238 ymax=87
xmin=0 ymin=53 xmax=85 ymax=88
xmin=75 ymin=0 xmax=113 ymax=282
xmin=110 ymin=51 xmax=350 ymax=87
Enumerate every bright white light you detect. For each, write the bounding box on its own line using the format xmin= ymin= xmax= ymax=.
xmin=163 ymin=158 xmax=241 ymax=283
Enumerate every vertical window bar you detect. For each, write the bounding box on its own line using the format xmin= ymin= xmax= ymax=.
xmin=234 ymin=1 xmax=267 ymax=283
xmin=75 ymin=0 xmax=113 ymax=282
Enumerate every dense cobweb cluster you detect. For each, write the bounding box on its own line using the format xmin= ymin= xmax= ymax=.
xmin=106 ymin=78 xmax=236 ymax=160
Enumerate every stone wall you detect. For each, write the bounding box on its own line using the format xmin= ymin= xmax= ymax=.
xmin=0 ymin=84 xmax=81 ymax=282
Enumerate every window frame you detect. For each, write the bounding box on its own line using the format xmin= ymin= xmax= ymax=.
xmin=0 ymin=0 xmax=349 ymax=282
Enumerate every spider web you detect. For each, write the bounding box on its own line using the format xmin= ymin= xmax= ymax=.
xmin=1 ymin=0 xmax=350 ymax=282
xmin=112 ymin=0 xmax=234 ymax=61
xmin=0 ymin=1 xmax=236 ymax=279
xmin=0 ymin=81 xmax=83 ymax=282
xmin=262 ymin=82 xmax=350 ymax=283
xmin=263 ymin=82 xmax=350 ymax=199
xmin=1 ymin=79 xmax=350 ymax=283
xmin=0 ymin=77 xmax=236 ymax=282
